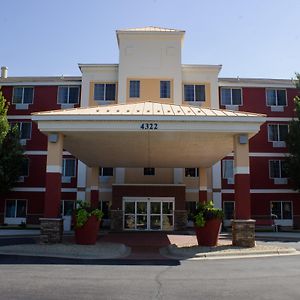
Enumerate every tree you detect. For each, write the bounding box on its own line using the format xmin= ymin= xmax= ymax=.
xmin=285 ymin=73 xmax=300 ymax=191
xmin=0 ymin=91 xmax=26 ymax=195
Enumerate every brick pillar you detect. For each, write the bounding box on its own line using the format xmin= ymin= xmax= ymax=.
xmin=41 ymin=133 xmax=63 ymax=243
xmin=199 ymin=168 xmax=208 ymax=203
xmin=88 ymin=167 xmax=99 ymax=209
xmin=232 ymin=134 xmax=255 ymax=247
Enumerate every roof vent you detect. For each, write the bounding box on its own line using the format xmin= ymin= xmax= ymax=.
xmin=1 ymin=66 xmax=8 ymax=79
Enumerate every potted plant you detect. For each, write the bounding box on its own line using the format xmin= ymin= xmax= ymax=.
xmin=74 ymin=200 xmax=104 ymax=245
xmin=193 ymin=201 xmax=224 ymax=246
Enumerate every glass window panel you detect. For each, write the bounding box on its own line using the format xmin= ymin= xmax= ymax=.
xmin=137 ymin=202 xmax=147 ymax=214
xmin=101 ymin=168 xmax=113 ymax=176
xmin=64 ymin=159 xmax=75 ymax=177
xmin=63 ymin=201 xmax=75 ymax=216
xmin=151 ymin=202 xmax=161 ymax=214
xmin=268 ymin=125 xmax=278 ymax=141
xmin=162 ymin=202 xmax=173 ymax=214
xmin=185 ymin=168 xmax=198 ymax=177
xmin=150 ymin=216 xmax=161 ymax=230
xmin=162 ymin=215 xmax=173 ymax=230
xmin=94 ymin=84 xmax=105 ymax=101
xmin=277 ymin=90 xmax=287 ymax=106
xmin=186 ymin=201 xmax=197 ymax=217
xmin=144 ymin=168 xmax=155 ymax=176
xmin=222 ymin=160 xmax=234 ymax=179
xmin=281 ymin=161 xmax=288 ymax=178
xmin=160 ymin=81 xmax=170 ymax=98
xmin=195 ymin=85 xmax=205 ymax=101
xmin=130 ymin=81 xmax=140 ymax=98
xmin=5 ymin=200 xmax=16 ymax=217
xmin=223 ymin=202 xmax=234 ymax=219
xmin=105 ymin=84 xmax=116 ymax=101
xmin=20 ymin=159 xmax=29 ymax=177
xmin=270 ymin=161 xmax=280 ymax=178
xmin=221 ymin=88 xmax=231 ymax=105
xmin=23 ymin=88 xmax=33 ymax=104
xmin=282 ymin=202 xmax=292 ymax=219
xmin=13 ymin=88 xmax=23 ymax=103
xmin=271 ymin=202 xmax=282 ymax=219
xmin=124 ymin=215 xmax=135 ymax=229
xmin=58 ymin=87 xmax=68 ymax=104
xmin=267 ymin=89 xmax=276 ymax=106
xmin=16 ymin=200 xmax=26 ymax=217
xmin=184 ymin=85 xmax=194 ymax=101
xmin=279 ymin=125 xmax=288 ymax=141
xmin=136 ymin=215 xmax=147 ymax=230
xmin=69 ymin=87 xmax=79 ymax=104
xmin=20 ymin=122 xmax=31 ymax=139
xmin=232 ymin=89 xmax=242 ymax=105
xmin=125 ymin=202 xmax=135 ymax=214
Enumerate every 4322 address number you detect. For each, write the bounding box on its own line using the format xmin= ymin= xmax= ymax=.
xmin=140 ymin=123 xmax=158 ymax=130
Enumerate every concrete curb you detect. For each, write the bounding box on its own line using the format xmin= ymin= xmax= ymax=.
xmin=161 ymin=244 xmax=298 ymax=260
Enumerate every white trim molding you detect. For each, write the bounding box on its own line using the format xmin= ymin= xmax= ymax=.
xmin=234 ymin=166 xmax=250 ymax=174
xmin=46 ymin=165 xmax=62 ymax=173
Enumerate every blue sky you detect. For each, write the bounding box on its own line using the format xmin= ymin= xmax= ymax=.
xmin=1 ymin=0 xmax=299 ymax=79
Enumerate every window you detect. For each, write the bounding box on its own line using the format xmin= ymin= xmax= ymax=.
xmin=5 ymin=200 xmax=26 ymax=218
xmin=62 ymin=158 xmax=76 ymax=177
xmin=222 ymin=160 xmax=234 ymax=183
xmin=160 ymin=81 xmax=171 ymax=98
xmin=20 ymin=158 xmax=29 ymax=177
xmin=266 ymin=89 xmax=287 ymax=106
xmin=61 ymin=200 xmax=75 ymax=216
xmin=129 ymin=80 xmax=140 ymax=98
xmin=184 ymin=84 xmax=205 ymax=102
xmin=94 ymin=83 xmax=116 ymax=101
xmin=223 ymin=201 xmax=235 ymax=219
xmin=220 ymin=88 xmax=242 ymax=105
xmin=271 ymin=201 xmax=292 ymax=219
xmin=268 ymin=124 xmax=288 ymax=142
xmin=99 ymin=167 xmax=114 ymax=176
xmin=185 ymin=168 xmax=199 ymax=177
xmin=12 ymin=87 xmax=34 ymax=104
xmin=11 ymin=122 xmax=32 ymax=140
xmin=144 ymin=168 xmax=155 ymax=176
xmin=58 ymin=86 xmax=80 ymax=104
xmin=269 ymin=160 xmax=287 ymax=179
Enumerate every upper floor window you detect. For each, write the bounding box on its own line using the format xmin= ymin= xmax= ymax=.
xmin=99 ymin=167 xmax=114 ymax=177
xmin=10 ymin=122 xmax=32 ymax=141
xmin=222 ymin=160 xmax=234 ymax=184
xmin=12 ymin=87 xmax=34 ymax=104
xmin=185 ymin=168 xmax=199 ymax=177
xmin=269 ymin=160 xmax=287 ymax=179
xmin=17 ymin=158 xmax=29 ymax=182
xmin=129 ymin=80 xmax=140 ymax=98
xmin=144 ymin=168 xmax=155 ymax=176
xmin=62 ymin=158 xmax=76 ymax=177
xmin=94 ymin=84 xmax=116 ymax=101
xmin=221 ymin=88 xmax=242 ymax=106
xmin=184 ymin=84 xmax=205 ymax=102
xmin=160 ymin=81 xmax=171 ymax=98
xmin=58 ymin=86 xmax=80 ymax=104
xmin=268 ymin=124 xmax=288 ymax=143
xmin=266 ymin=89 xmax=287 ymax=107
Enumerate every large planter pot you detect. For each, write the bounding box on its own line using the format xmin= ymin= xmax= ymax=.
xmin=195 ymin=218 xmax=222 ymax=246
xmin=75 ymin=215 xmax=100 ymax=245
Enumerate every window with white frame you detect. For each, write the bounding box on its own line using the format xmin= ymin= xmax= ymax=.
xmin=10 ymin=122 xmax=32 ymax=140
xmin=94 ymin=83 xmax=116 ymax=101
xmin=220 ymin=88 xmax=242 ymax=105
xmin=160 ymin=81 xmax=171 ymax=98
xmin=222 ymin=160 xmax=234 ymax=184
xmin=5 ymin=200 xmax=26 ymax=218
xmin=144 ymin=168 xmax=155 ymax=176
xmin=60 ymin=200 xmax=75 ymax=216
xmin=99 ymin=167 xmax=114 ymax=177
xmin=185 ymin=168 xmax=199 ymax=177
xmin=58 ymin=86 xmax=80 ymax=104
xmin=12 ymin=87 xmax=34 ymax=104
xmin=269 ymin=160 xmax=287 ymax=179
xmin=268 ymin=124 xmax=288 ymax=144
xmin=266 ymin=89 xmax=287 ymax=106
xmin=62 ymin=158 xmax=76 ymax=177
xmin=129 ymin=80 xmax=140 ymax=98
xmin=184 ymin=84 xmax=205 ymax=102
xmin=223 ymin=201 xmax=235 ymax=219
xmin=271 ymin=201 xmax=292 ymax=219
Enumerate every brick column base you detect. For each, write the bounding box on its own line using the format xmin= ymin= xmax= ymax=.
xmin=232 ymin=219 xmax=256 ymax=248
xmin=110 ymin=210 xmax=123 ymax=231
xmin=174 ymin=210 xmax=187 ymax=230
xmin=40 ymin=218 xmax=63 ymax=244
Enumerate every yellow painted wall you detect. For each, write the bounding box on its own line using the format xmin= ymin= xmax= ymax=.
xmin=125 ymin=168 xmax=173 ymax=184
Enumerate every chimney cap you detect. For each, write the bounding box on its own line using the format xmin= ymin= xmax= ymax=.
xmin=1 ymin=66 xmax=8 ymax=79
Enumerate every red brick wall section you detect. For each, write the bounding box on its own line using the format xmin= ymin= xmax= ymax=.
xmin=112 ymin=185 xmax=185 ymax=210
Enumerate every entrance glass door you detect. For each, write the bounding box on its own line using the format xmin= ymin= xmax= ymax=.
xmin=123 ymin=197 xmax=174 ymax=231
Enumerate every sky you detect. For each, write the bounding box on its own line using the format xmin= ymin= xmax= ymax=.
xmin=1 ymin=0 xmax=299 ymax=79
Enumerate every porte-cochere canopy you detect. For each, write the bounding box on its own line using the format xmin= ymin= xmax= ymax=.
xmin=32 ymin=101 xmax=266 ymax=167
